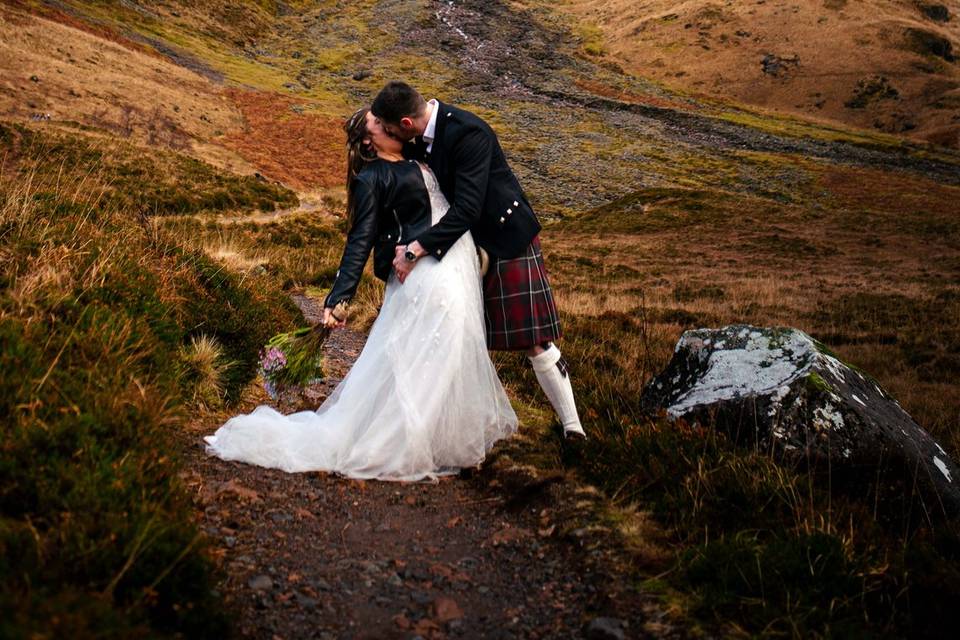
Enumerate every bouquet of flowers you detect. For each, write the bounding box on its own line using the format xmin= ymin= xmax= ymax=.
xmin=258 ymin=326 xmax=329 ymax=400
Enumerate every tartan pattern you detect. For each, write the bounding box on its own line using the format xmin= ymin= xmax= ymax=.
xmin=483 ymin=236 xmax=562 ymax=351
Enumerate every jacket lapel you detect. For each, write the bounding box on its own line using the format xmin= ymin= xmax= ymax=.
xmin=428 ymin=100 xmax=448 ymax=186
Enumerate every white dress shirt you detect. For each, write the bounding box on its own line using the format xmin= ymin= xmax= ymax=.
xmin=422 ymin=99 xmax=439 ymax=154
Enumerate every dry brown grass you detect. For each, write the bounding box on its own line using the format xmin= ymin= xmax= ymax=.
xmin=548 ymin=0 xmax=960 ymax=148
xmin=0 ymin=3 xmax=249 ymax=167
xmin=2 ymin=0 xmax=165 ymax=59
xmin=221 ymin=89 xmax=346 ymax=190
xmin=545 ymin=158 xmax=960 ymax=456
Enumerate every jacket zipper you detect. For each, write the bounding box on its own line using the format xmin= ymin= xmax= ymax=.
xmin=393 ymin=208 xmax=403 ymax=243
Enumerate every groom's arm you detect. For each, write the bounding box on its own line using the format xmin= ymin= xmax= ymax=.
xmin=414 ymin=128 xmax=492 ymax=260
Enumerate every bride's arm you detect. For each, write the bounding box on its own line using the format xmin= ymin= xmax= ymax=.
xmin=324 ymin=176 xmax=378 ymax=311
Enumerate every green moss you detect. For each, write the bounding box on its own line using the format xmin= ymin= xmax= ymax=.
xmin=805 ymin=371 xmax=833 ymax=394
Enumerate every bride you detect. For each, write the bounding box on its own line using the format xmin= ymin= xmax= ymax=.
xmin=204 ymin=108 xmax=518 ymax=481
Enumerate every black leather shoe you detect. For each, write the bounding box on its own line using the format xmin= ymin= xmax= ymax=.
xmin=552 ymin=422 xmax=587 ymax=442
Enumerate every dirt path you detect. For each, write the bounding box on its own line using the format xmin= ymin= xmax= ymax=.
xmin=181 ymin=295 xmax=675 ymax=639
xmin=160 ymin=194 xmax=335 ymax=227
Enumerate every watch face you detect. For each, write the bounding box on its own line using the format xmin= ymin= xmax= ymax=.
xmin=405 ymin=250 xmax=417 ymax=262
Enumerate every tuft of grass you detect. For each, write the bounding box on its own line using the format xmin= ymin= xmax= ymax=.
xmin=576 ymin=23 xmax=606 ymax=57
xmin=178 ymin=334 xmax=234 ymax=409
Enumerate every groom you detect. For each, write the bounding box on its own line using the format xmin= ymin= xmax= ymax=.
xmin=369 ymin=81 xmax=586 ymax=440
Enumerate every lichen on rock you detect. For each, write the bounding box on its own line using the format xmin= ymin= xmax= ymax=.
xmin=642 ymin=324 xmax=960 ymax=518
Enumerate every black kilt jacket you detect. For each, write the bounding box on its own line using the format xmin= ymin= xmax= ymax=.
xmin=406 ymin=101 xmax=541 ymax=261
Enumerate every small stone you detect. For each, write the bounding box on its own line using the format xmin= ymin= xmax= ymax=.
xmin=224 ymin=535 xmax=236 ymax=548
xmin=248 ymin=574 xmax=273 ymax=591
xmin=432 ymin=596 xmax=464 ymax=622
xmin=295 ymin=591 xmax=318 ymax=609
xmin=585 ymin=617 xmax=627 ymax=640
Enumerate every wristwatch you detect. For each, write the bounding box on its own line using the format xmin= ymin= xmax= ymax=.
xmin=404 ymin=247 xmax=418 ymax=262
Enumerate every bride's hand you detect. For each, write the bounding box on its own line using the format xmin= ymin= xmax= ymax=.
xmin=393 ymin=242 xmax=424 ymax=284
xmin=321 ymin=307 xmax=345 ymax=329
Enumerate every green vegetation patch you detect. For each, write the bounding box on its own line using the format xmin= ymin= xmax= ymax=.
xmin=0 ymin=127 xmax=298 ymax=637
xmin=813 ymin=290 xmax=960 ymax=384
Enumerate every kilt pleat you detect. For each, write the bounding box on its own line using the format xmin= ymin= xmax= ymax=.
xmin=483 ymin=236 xmax=562 ymax=351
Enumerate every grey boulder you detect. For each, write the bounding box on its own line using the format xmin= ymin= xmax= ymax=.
xmin=641 ymin=325 xmax=960 ymax=518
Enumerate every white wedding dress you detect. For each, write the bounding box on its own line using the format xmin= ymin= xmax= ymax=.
xmin=204 ymin=164 xmax=518 ymax=481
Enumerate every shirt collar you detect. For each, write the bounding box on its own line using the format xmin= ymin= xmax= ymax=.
xmin=422 ymin=99 xmax=439 ymax=143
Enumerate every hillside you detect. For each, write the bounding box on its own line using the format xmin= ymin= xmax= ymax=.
xmin=0 ymin=0 xmax=345 ymax=189
xmin=3 ymin=0 xmax=960 ymax=638
xmin=552 ymin=0 xmax=960 ymax=147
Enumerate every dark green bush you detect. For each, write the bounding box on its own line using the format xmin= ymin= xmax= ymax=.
xmin=683 ymin=532 xmax=873 ymax=637
xmin=0 ymin=133 xmax=298 ymax=637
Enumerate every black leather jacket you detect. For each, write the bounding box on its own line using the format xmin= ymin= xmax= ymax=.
xmin=324 ymin=159 xmax=431 ymax=308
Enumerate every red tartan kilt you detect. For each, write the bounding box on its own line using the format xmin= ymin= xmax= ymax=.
xmin=482 ymin=236 xmax=562 ymax=351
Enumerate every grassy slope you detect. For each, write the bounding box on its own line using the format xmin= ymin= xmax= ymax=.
xmin=3 ymin=0 xmax=960 ymax=637
xmin=0 ymin=122 xmax=303 ymax=637
xmin=547 ymin=0 xmax=960 ymax=148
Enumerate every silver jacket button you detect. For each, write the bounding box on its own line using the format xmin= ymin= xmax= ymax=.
xmin=499 ymin=216 xmax=506 ymax=223
xmin=513 ymin=200 xmax=519 ymax=206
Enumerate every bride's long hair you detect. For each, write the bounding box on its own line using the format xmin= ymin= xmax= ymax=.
xmin=344 ymin=107 xmax=377 ymax=222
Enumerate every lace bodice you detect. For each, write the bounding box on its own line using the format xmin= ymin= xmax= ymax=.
xmin=417 ymin=163 xmax=450 ymax=225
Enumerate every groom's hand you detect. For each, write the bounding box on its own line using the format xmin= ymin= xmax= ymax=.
xmin=392 ymin=242 xmax=426 ymax=284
